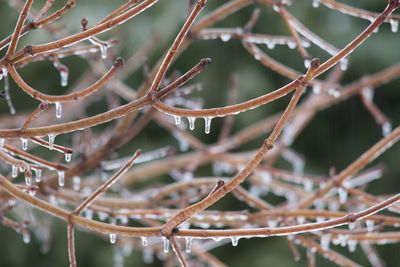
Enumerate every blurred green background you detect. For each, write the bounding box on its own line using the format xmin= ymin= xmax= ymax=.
xmin=0 ymin=0 xmax=399 ymax=266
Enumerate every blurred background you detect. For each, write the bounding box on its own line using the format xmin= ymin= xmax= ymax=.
xmin=0 ymin=0 xmax=399 ymax=266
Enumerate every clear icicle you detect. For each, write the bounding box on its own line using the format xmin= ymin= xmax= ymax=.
xmin=58 ymin=170 xmax=65 ymax=187
xmin=12 ymin=165 xmax=18 ymax=178
xmin=188 ymin=117 xmax=196 ymax=131
xmin=109 ymin=233 xmax=117 ymax=244
xmin=141 ymin=237 xmax=148 ymax=247
xmin=48 ymin=134 xmax=55 ymax=149
xmin=382 ymin=122 xmax=392 ymax=136
xmin=204 ymin=117 xmax=212 ymax=134
xmin=55 ymin=102 xmax=62 ymax=119
xmin=0 ymin=138 xmax=5 ymax=147
xmin=231 ymin=237 xmax=239 ymax=247
xmin=185 ymin=237 xmax=193 ymax=253
xmin=99 ymin=43 xmax=108 ymax=59
xmin=173 ymin=115 xmax=181 ymax=125
xmin=21 ymin=138 xmax=28 ymax=150
xmin=35 ymin=169 xmax=42 ymax=183
xmin=25 ymin=175 xmax=32 ymax=186
xmin=65 ymin=152 xmax=72 ymax=162
xmin=340 ymin=58 xmax=348 ymax=71
xmin=72 ymin=176 xmax=81 ymax=191
xmin=60 ymin=69 xmax=69 ymax=87
xmin=162 ymin=237 xmax=170 ymax=253
xmin=390 ymin=19 xmax=399 ymax=33
xmin=22 ymin=232 xmax=31 ymax=244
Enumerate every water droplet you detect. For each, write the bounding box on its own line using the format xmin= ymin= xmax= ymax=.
xmin=12 ymin=165 xmax=18 ymax=178
xmin=185 ymin=237 xmax=192 ymax=253
xmin=141 ymin=237 xmax=148 ymax=247
xmin=60 ymin=69 xmax=69 ymax=87
xmin=188 ymin=117 xmax=196 ymax=131
xmin=312 ymin=0 xmax=320 ymax=8
xmin=55 ymin=102 xmax=62 ymax=119
xmin=34 ymin=169 xmax=42 ymax=183
xmin=382 ymin=122 xmax=392 ymax=136
xmin=21 ymin=138 xmax=28 ymax=150
xmin=204 ymin=117 xmax=212 ymax=134
xmin=58 ymin=170 xmax=65 ymax=187
xmin=72 ymin=176 xmax=81 ymax=191
xmin=22 ymin=232 xmax=31 ymax=244
xmin=109 ymin=233 xmax=117 ymax=244
xmin=65 ymin=152 xmax=72 ymax=162
xmin=162 ymin=237 xmax=170 ymax=253
xmin=231 ymin=237 xmax=239 ymax=246
xmin=48 ymin=134 xmax=55 ymax=149
xmin=390 ymin=19 xmax=399 ymax=33
xmin=173 ymin=115 xmax=181 ymax=125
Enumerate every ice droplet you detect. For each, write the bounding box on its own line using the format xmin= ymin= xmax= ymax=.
xmin=188 ymin=117 xmax=196 ymax=131
xmin=272 ymin=5 xmax=280 ymax=12
xmin=389 ymin=19 xmax=398 ymax=33
xmin=382 ymin=122 xmax=392 ymax=137
xmin=58 ymin=170 xmax=65 ymax=187
xmin=73 ymin=176 xmax=81 ymax=191
xmin=185 ymin=237 xmax=193 ymax=253
xmin=220 ymin=34 xmax=232 ymax=42
xmin=0 ymin=138 xmax=5 ymax=147
xmin=231 ymin=237 xmax=239 ymax=247
xmin=204 ymin=117 xmax=212 ymax=134
xmin=55 ymin=102 xmax=62 ymax=119
xmin=109 ymin=233 xmax=117 ymax=244
xmin=304 ymin=59 xmax=311 ymax=68
xmin=60 ymin=69 xmax=69 ymax=87
xmin=340 ymin=58 xmax=348 ymax=71
xmin=162 ymin=237 xmax=170 ymax=253
xmin=48 ymin=134 xmax=55 ymax=149
xmin=99 ymin=44 xmax=108 ymax=59
xmin=338 ymin=187 xmax=348 ymax=204
xmin=22 ymin=232 xmax=31 ymax=244
xmin=65 ymin=152 xmax=72 ymax=162
xmin=25 ymin=175 xmax=32 ymax=186
xmin=21 ymin=138 xmax=28 ymax=150
xmin=12 ymin=165 xmax=18 ymax=178
xmin=366 ymin=220 xmax=375 ymax=232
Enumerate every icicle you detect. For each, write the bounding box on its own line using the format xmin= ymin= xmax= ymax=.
xmin=58 ymin=170 xmax=65 ymax=187
xmin=143 ymin=247 xmax=154 ymax=264
xmin=141 ymin=237 xmax=148 ymax=247
xmin=72 ymin=176 xmax=81 ymax=191
xmin=65 ymin=152 xmax=72 ymax=162
xmin=99 ymin=44 xmax=108 ymax=59
xmin=340 ymin=58 xmax=348 ymax=71
xmin=348 ymin=240 xmax=357 ymax=252
xmin=304 ymin=59 xmax=311 ymax=68
xmin=303 ymin=180 xmax=313 ymax=192
xmin=382 ymin=122 xmax=392 ymax=136
xmin=390 ymin=19 xmax=398 ymax=33
xmin=188 ymin=117 xmax=196 ymax=131
xmin=185 ymin=237 xmax=193 ymax=253
xmin=25 ymin=175 xmax=32 ymax=186
xmin=0 ymin=138 xmax=4 ymax=147
xmin=34 ymin=169 xmax=42 ymax=183
xmin=12 ymin=165 xmax=18 ymax=178
xmin=22 ymin=232 xmax=31 ymax=244
xmin=55 ymin=102 xmax=62 ymax=119
xmin=220 ymin=34 xmax=232 ymax=42
xmin=266 ymin=41 xmax=276 ymax=49
xmin=60 ymin=69 xmax=69 ymax=87
xmin=48 ymin=134 xmax=55 ymax=149
xmin=321 ymin=234 xmax=331 ymax=251
xmin=231 ymin=237 xmax=239 ymax=247
xmin=366 ymin=220 xmax=375 ymax=232
xmin=204 ymin=117 xmax=212 ymax=134
xmin=162 ymin=237 xmax=170 ymax=253
xmin=21 ymin=138 xmax=28 ymax=150
xmin=338 ymin=187 xmax=348 ymax=204
xmin=109 ymin=233 xmax=117 ymax=244
xmin=312 ymin=0 xmax=320 ymax=8
xmin=287 ymin=40 xmax=296 ymax=49
xmin=173 ymin=115 xmax=181 ymax=125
